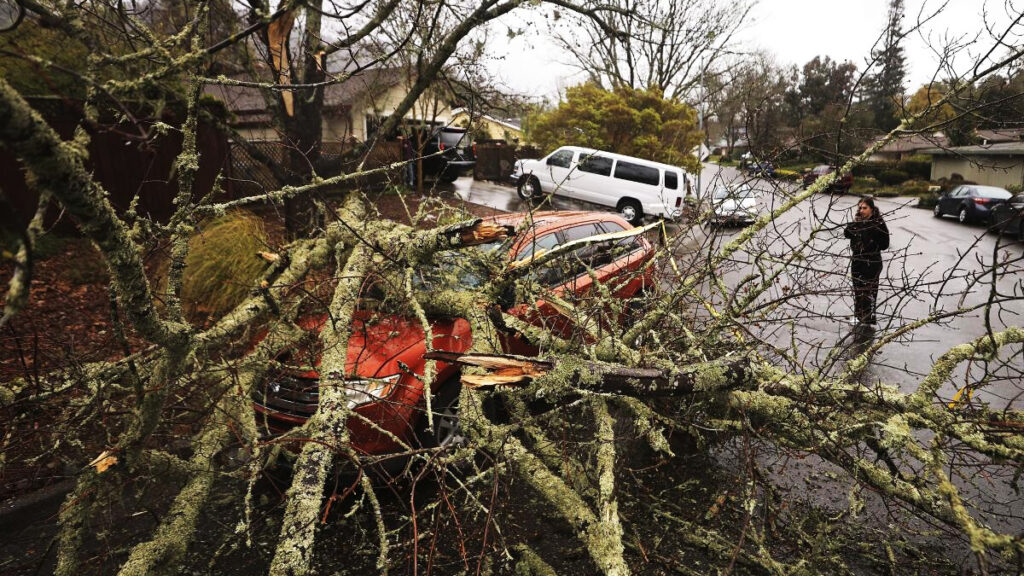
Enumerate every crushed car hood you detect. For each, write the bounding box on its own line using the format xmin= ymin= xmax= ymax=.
xmin=292 ymin=311 xmax=471 ymax=379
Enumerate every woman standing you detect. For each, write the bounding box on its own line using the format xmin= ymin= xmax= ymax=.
xmin=844 ymin=197 xmax=890 ymax=324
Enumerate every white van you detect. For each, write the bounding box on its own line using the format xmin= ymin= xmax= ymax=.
xmin=511 ymin=146 xmax=692 ymax=224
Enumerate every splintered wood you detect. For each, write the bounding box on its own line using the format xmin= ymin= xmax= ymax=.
xmin=425 ymin=351 xmax=551 ymax=387
xmin=458 ymin=222 xmax=509 ymax=246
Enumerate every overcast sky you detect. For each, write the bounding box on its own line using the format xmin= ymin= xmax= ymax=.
xmin=487 ymin=0 xmax=1021 ymax=101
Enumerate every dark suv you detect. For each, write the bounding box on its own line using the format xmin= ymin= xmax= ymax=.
xmin=419 ymin=127 xmax=476 ymax=183
xmin=803 ymin=165 xmax=852 ymax=193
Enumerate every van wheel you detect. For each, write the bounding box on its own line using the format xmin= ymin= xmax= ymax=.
xmin=617 ymin=199 xmax=643 ymax=225
xmin=517 ymin=176 xmax=541 ymax=201
xmin=417 ymin=382 xmax=465 ymax=449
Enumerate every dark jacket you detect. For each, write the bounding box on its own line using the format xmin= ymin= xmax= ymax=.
xmin=844 ymin=217 xmax=890 ymax=271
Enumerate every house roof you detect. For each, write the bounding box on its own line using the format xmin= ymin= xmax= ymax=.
xmin=974 ymin=128 xmax=1024 ymax=144
xmin=922 ymin=141 xmax=1024 ymax=156
xmin=874 ymin=132 xmax=948 ymax=153
xmin=203 ymin=67 xmax=405 ymax=120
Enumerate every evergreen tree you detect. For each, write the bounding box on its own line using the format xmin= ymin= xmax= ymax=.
xmin=864 ymin=0 xmax=908 ymax=131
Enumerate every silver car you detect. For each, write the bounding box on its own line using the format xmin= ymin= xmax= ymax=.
xmin=710 ymin=185 xmax=760 ymax=226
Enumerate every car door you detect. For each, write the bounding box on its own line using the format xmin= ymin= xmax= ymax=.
xmin=507 ymin=222 xmax=604 ymax=341
xmin=941 ymin=185 xmax=963 ymax=214
xmin=541 ymin=148 xmax=576 ymax=197
xmin=502 ymin=229 xmax=564 ymax=354
xmin=571 ymin=152 xmax=614 ymax=204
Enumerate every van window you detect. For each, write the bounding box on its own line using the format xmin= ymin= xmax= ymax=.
xmin=546 ymin=149 xmax=574 ymax=168
xmin=664 ymin=171 xmax=678 ymax=190
xmin=614 ymin=161 xmax=660 ymax=186
xmin=578 ymin=154 xmax=613 ymax=176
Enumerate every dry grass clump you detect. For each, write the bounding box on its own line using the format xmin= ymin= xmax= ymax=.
xmin=181 ymin=211 xmax=269 ymax=323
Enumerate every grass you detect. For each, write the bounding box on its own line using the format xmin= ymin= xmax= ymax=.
xmin=179 ymin=211 xmax=270 ymax=324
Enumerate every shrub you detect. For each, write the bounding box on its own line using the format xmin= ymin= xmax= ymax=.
xmin=900 ymin=180 xmax=932 ymax=196
xmin=851 ymin=163 xmax=885 ymax=178
xmin=877 ymin=169 xmax=910 ymax=185
xmin=896 ymin=160 xmax=931 ymax=180
xmin=917 ymin=194 xmax=939 ymax=209
xmin=180 ymin=211 xmax=269 ymax=324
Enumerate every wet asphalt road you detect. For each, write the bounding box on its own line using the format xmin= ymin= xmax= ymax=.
xmin=450 ymin=166 xmax=1024 ymax=537
xmin=450 ymin=166 xmax=1024 ymax=408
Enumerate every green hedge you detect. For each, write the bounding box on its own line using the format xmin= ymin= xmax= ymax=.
xmin=878 ymin=169 xmax=910 ymax=185
xmin=853 ymin=160 xmax=930 ymax=181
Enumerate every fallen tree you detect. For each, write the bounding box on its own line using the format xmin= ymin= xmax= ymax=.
xmin=1 ymin=2 xmax=1023 ymax=575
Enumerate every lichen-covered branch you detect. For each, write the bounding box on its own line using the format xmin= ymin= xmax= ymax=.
xmin=269 ymin=224 xmax=370 ymax=576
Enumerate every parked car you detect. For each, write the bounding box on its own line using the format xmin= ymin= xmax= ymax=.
xmin=419 ymin=126 xmax=476 ymax=183
xmin=745 ymin=161 xmax=775 ymax=179
xmin=710 ymin=185 xmax=760 ymax=226
xmin=988 ymin=193 xmax=1024 ymax=239
xmin=253 ymin=211 xmax=655 ymax=455
xmin=802 ymin=165 xmax=852 ymax=193
xmin=511 ymin=146 xmax=693 ymax=225
xmin=933 ymin=184 xmax=1012 ymax=224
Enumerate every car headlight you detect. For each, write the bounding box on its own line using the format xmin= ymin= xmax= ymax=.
xmin=331 ymin=373 xmax=401 ymax=408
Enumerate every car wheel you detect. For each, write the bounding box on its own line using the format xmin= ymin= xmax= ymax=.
xmin=618 ymin=199 xmax=643 ymax=225
xmin=958 ymin=207 xmax=969 ymax=224
xmin=933 ymin=203 xmax=942 ymax=218
xmin=439 ymin=173 xmax=458 ymax=184
xmin=517 ymin=176 xmax=541 ymax=201
xmin=417 ymin=382 xmax=465 ymax=449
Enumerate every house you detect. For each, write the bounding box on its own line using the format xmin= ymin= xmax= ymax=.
xmin=204 ymin=67 xmax=457 ymax=144
xmin=922 ymin=141 xmax=1024 ymax=189
xmin=868 ymin=132 xmax=949 ymax=163
xmin=449 ymin=109 xmax=524 ymax=143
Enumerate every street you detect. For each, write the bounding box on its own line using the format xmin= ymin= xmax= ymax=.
xmin=449 ymin=165 xmax=1024 ymax=538
xmin=450 ymin=165 xmax=1024 ymax=407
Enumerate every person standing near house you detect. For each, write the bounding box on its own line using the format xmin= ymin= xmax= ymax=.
xmin=844 ymin=196 xmax=890 ymax=324
xmin=400 ymin=134 xmax=415 ymax=188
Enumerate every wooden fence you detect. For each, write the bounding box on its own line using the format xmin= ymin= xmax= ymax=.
xmin=1 ymin=98 xmax=228 ymax=232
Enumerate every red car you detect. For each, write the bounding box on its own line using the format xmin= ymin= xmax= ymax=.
xmin=803 ymin=164 xmax=852 ymax=193
xmin=253 ymin=211 xmax=655 ymax=455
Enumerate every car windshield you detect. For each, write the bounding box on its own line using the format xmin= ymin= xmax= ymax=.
xmin=412 ymin=241 xmax=505 ymax=290
xmin=713 ymin=187 xmax=754 ymax=200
